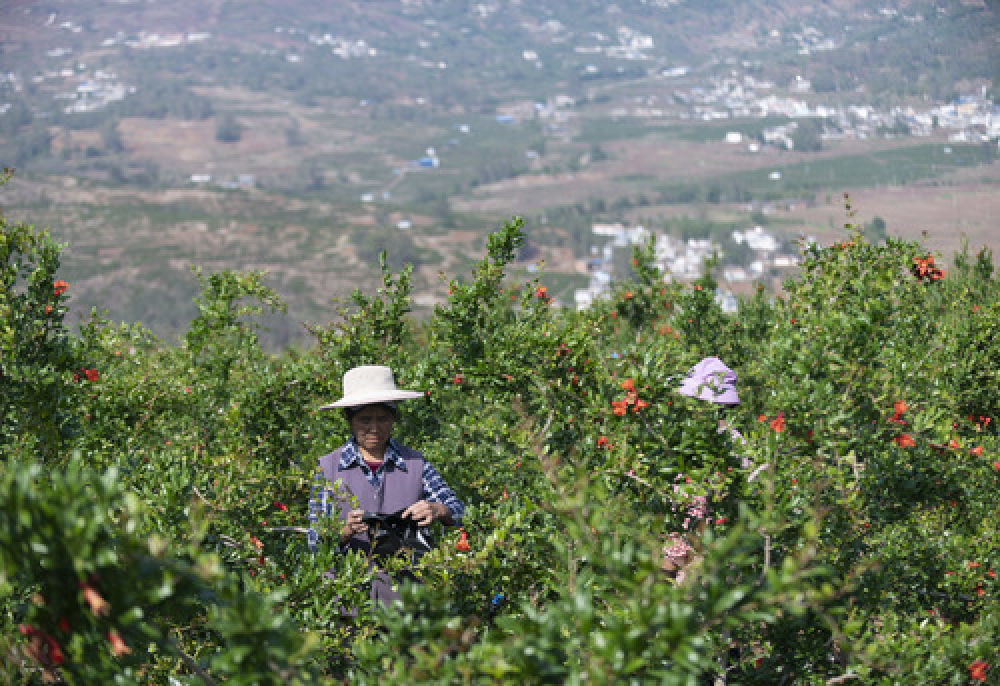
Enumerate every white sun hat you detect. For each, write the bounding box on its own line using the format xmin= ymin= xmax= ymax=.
xmin=319 ymin=365 xmax=424 ymax=410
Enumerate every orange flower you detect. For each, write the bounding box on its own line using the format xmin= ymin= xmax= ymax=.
xmin=893 ymin=401 xmax=908 ymax=416
xmin=770 ymin=412 xmax=786 ymax=433
xmin=948 ymin=438 xmax=961 ymax=450
xmin=80 ymin=582 xmax=109 ymax=617
xmin=624 ymin=291 xmax=633 ymax=299
xmin=612 ymin=401 xmax=628 ymax=417
xmin=968 ymin=660 xmax=988 ymax=683
xmin=970 ymin=445 xmax=983 ymax=457
xmin=634 ymin=399 xmax=649 ymax=412
xmin=894 ymin=434 xmax=916 ymax=449
xmin=621 ymin=378 xmax=635 ymax=392
xmin=108 ymin=629 xmax=131 ymax=657
xmin=44 ymin=304 xmax=53 ymax=315
xmin=758 ymin=414 xmax=767 ymax=422
xmin=455 ymin=530 xmax=471 ymax=553
xmin=534 ymin=285 xmax=548 ymax=299
xmin=53 ymin=280 xmax=69 ymax=297
xmin=624 ymin=390 xmax=638 ymax=405
xmin=597 ymin=436 xmax=609 ymax=448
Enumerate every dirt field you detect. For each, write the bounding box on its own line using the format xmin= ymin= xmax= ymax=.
xmin=777 ymin=163 xmax=1000 ymax=261
xmin=452 ymin=136 xmax=937 ymax=216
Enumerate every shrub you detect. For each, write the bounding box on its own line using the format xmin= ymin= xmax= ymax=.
xmin=1 ymin=191 xmax=997 ymax=683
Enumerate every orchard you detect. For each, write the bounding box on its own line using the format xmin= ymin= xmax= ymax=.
xmin=2 ymin=172 xmax=998 ymax=683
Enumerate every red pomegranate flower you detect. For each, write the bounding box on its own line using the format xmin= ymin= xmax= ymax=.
xmin=770 ymin=412 xmax=786 ymax=433
xmin=968 ymin=660 xmax=988 ymax=683
xmin=53 ymin=280 xmax=69 ymax=297
xmin=894 ymin=434 xmax=916 ymax=449
xmin=108 ymin=629 xmax=131 ymax=657
xmin=612 ymin=401 xmax=628 ymax=417
xmin=80 ymin=581 xmax=110 ymax=617
xmin=455 ymin=530 xmax=471 ymax=553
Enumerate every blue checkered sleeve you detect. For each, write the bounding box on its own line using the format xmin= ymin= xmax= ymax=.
xmin=307 ymin=470 xmax=330 ymax=553
xmin=422 ymin=461 xmax=464 ymax=524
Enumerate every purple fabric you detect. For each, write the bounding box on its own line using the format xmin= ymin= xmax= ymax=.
xmin=307 ymin=438 xmax=464 ymax=553
xmin=315 ymin=442 xmax=430 ymax=607
xmin=677 ymin=357 xmax=739 ymax=405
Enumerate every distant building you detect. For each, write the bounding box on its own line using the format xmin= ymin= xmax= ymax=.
xmin=732 ymin=226 xmax=778 ymax=252
xmin=723 ymin=266 xmax=749 ymax=282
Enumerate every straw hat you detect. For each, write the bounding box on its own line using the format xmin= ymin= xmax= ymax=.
xmin=676 ymin=357 xmax=739 ymax=405
xmin=319 ymin=365 xmax=423 ymax=410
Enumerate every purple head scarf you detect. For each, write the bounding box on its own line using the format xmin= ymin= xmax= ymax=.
xmin=677 ymin=357 xmax=739 ymax=405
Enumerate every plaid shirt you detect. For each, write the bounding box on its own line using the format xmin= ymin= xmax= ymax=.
xmin=307 ymin=437 xmax=464 ymax=552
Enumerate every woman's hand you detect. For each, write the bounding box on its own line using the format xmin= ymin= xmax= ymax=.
xmin=401 ymin=500 xmax=450 ymax=527
xmin=341 ymin=509 xmax=367 ymax=542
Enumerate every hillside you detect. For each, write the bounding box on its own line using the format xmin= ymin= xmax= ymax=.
xmin=0 ymin=0 xmax=996 ymax=345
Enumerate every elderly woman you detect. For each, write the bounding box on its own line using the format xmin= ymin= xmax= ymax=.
xmin=308 ymin=365 xmax=464 ymax=606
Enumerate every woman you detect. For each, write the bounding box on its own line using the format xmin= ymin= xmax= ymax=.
xmin=663 ymin=357 xmax=745 ymax=580
xmin=308 ymin=365 xmax=464 ymax=606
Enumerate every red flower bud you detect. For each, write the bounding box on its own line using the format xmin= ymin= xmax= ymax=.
xmin=109 ymin=629 xmax=131 ymax=657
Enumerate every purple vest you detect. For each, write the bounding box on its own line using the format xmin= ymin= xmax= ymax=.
xmin=318 ymin=443 xmax=425 ymax=605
